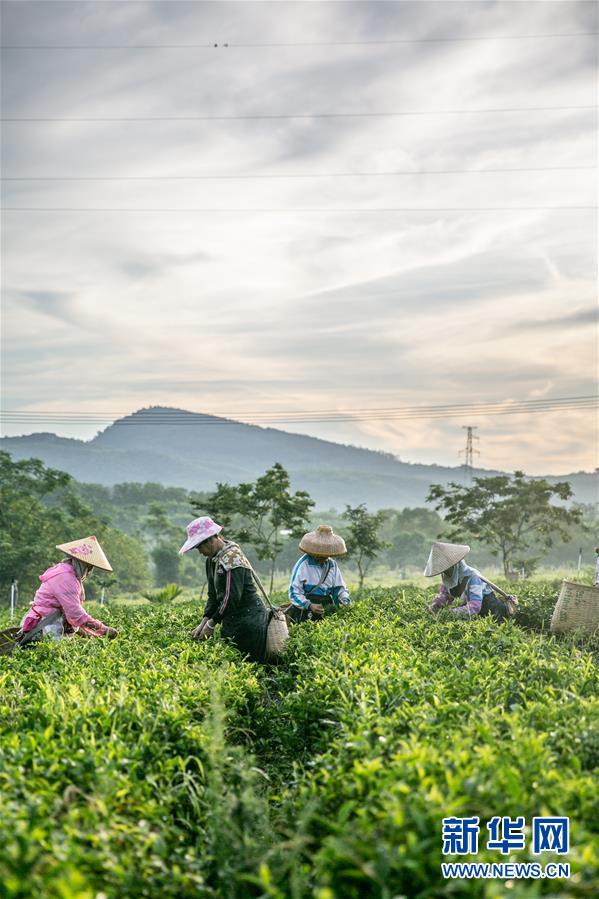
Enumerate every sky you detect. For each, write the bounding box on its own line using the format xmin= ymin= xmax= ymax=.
xmin=1 ymin=0 xmax=597 ymax=476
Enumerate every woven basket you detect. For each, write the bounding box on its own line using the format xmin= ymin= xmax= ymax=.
xmin=550 ymin=581 xmax=599 ymax=634
xmin=265 ymin=609 xmax=289 ymax=661
xmin=0 ymin=627 xmax=21 ymax=656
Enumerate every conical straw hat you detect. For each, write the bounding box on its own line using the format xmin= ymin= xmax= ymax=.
xmin=423 ymin=541 xmax=470 ymax=577
xmin=300 ymin=525 xmax=347 ymax=557
xmin=56 ymin=536 xmax=113 ymax=572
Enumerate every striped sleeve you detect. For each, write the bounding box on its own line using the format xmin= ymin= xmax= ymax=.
xmin=289 ymin=556 xmax=311 ymax=609
xmin=330 ymin=561 xmax=351 ymax=605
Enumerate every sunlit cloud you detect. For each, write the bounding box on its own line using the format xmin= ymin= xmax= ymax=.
xmin=1 ymin=1 xmax=596 ymax=475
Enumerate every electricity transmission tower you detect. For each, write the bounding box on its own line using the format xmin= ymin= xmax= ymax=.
xmin=459 ymin=426 xmax=480 ymax=482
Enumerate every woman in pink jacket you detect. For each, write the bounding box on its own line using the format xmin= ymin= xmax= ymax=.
xmin=20 ymin=536 xmax=118 ymax=643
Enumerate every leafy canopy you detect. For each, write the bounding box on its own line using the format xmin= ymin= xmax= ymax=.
xmin=0 ymin=451 xmax=150 ymax=597
xmin=343 ymin=503 xmax=389 ymax=589
xmin=427 ymin=471 xmax=584 ymax=576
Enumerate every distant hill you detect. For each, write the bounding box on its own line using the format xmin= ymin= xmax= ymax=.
xmin=2 ymin=406 xmax=597 ymax=509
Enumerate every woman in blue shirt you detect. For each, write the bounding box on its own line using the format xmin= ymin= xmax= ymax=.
xmin=288 ymin=525 xmax=351 ymax=623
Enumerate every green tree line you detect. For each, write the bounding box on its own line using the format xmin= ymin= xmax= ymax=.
xmin=1 ymin=451 xmax=596 ymax=607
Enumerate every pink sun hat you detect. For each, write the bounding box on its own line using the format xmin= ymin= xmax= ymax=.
xmin=179 ymin=516 xmax=223 ymax=555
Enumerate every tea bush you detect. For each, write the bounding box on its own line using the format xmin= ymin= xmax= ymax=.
xmin=0 ymin=582 xmax=597 ymax=898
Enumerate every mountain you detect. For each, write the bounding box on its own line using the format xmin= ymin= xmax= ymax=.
xmin=2 ymin=406 xmax=597 ymax=509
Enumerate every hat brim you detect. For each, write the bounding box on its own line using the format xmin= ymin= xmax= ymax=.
xmin=63 ymin=552 xmax=113 ymax=573
xmin=423 ymin=545 xmax=470 ymax=577
xmin=179 ymin=525 xmax=222 ymax=555
xmin=299 ymin=539 xmax=347 ymax=557
xmin=56 ymin=538 xmax=113 ymax=572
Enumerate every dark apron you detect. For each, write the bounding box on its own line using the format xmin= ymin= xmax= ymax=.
xmin=221 ymin=598 xmax=269 ymax=663
xmin=480 ymin=591 xmax=511 ymax=622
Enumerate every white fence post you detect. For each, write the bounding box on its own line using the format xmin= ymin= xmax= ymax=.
xmin=10 ymin=580 xmax=18 ymax=621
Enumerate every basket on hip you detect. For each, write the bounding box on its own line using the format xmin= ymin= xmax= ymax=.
xmin=264 ymin=608 xmax=289 ymax=661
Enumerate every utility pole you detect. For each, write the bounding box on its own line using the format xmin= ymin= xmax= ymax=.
xmin=459 ymin=426 xmax=480 ymax=483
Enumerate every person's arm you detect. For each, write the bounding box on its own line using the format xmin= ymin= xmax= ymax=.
xmin=449 ymin=575 xmax=483 ymax=617
xmin=289 ymin=558 xmax=323 ymax=615
xmin=212 ymin=566 xmax=248 ymax=622
xmin=330 ymin=562 xmax=351 ymax=605
xmin=202 ymin=559 xmax=220 ymax=619
xmin=55 ymin=574 xmax=109 ymax=635
xmin=192 ymin=560 xmax=218 ymax=639
xmin=430 ymin=584 xmax=453 ymax=611
xmin=289 ymin=558 xmax=312 ymax=610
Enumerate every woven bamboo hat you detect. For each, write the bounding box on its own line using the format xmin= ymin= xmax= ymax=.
xmin=56 ymin=536 xmax=113 ymax=572
xmin=300 ymin=524 xmax=347 ymax=557
xmin=423 ymin=541 xmax=470 ymax=577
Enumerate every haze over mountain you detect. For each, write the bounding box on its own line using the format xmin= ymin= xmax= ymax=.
xmin=2 ymin=407 xmax=596 ymax=509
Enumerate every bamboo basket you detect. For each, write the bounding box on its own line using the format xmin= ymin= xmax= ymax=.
xmin=264 ymin=609 xmax=289 ymax=661
xmin=550 ymin=581 xmax=599 ymax=634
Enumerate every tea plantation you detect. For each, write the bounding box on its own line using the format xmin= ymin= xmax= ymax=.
xmin=1 ymin=582 xmax=597 ymax=898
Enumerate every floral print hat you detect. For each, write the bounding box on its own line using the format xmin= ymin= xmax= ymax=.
xmin=179 ymin=516 xmax=223 ymax=555
xmin=56 ymin=535 xmax=113 ymax=571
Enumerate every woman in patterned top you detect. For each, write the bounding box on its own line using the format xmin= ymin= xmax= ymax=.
xmin=424 ymin=541 xmax=512 ymax=622
xmin=287 ymin=524 xmax=351 ymax=623
xmin=180 ymin=516 xmax=269 ymax=663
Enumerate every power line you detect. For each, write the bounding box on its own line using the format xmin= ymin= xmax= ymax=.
xmin=2 ymin=396 xmax=596 ymax=427
xmin=3 ymin=105 xmax=595 ymax=123
xmin=3 ymin=206 xmax=595 ymax=213
xmin=1 ymin=32 xmax=597 ymax=49
xmin=1 ymin=165 xmax=595 ymax=182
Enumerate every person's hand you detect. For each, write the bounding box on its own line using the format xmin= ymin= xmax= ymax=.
xmin=309 ymin=603 xmax=324 ymax=617
xmin=192 ymin=618 xmax=215 ymax=640
xmin=200 ymin=621 xmax=215 ymax=641
xmin=191 ymin=617 xmax=208 ymax=639
xmin=105 ymin=626 xmax=118 ymax=639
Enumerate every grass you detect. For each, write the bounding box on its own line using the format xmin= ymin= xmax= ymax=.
xmin=0 ymin=580 xmax=597 ymax=898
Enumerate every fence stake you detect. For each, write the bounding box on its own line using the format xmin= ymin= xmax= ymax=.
xmin=10 ymin=580 xmax=18 ymax=621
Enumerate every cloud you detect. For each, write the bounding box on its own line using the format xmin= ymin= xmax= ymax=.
xmin=512 ymin=306 xmax=597 ymax=333
xmin=14 ymin=289 xmax=75 ymax=323
xmin=1 ymin=0 xmax=596 ymax=474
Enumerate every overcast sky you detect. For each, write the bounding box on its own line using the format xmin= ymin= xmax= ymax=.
xmin=1 ymin=1 xmax=597 ymax=475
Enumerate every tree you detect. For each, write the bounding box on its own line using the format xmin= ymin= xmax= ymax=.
xmin=151 ymin=544 xmax=180 ymax=586
xmin=195 ymin=463 xmax=314 ymax=592
xmin=0 ymin=452 xmax=151 ymax=599
xmin=427 ymin=471 xmax=584 ymax=577
xmin=343 ymin=504 xmax=390 ymax=589
xmin=95 ymin=527 xmax=151 ymax=595
xmin=0 ymin=452 xmax=104 ymax=597
xmin=143 ymin=502 xmax=181 ymax=586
